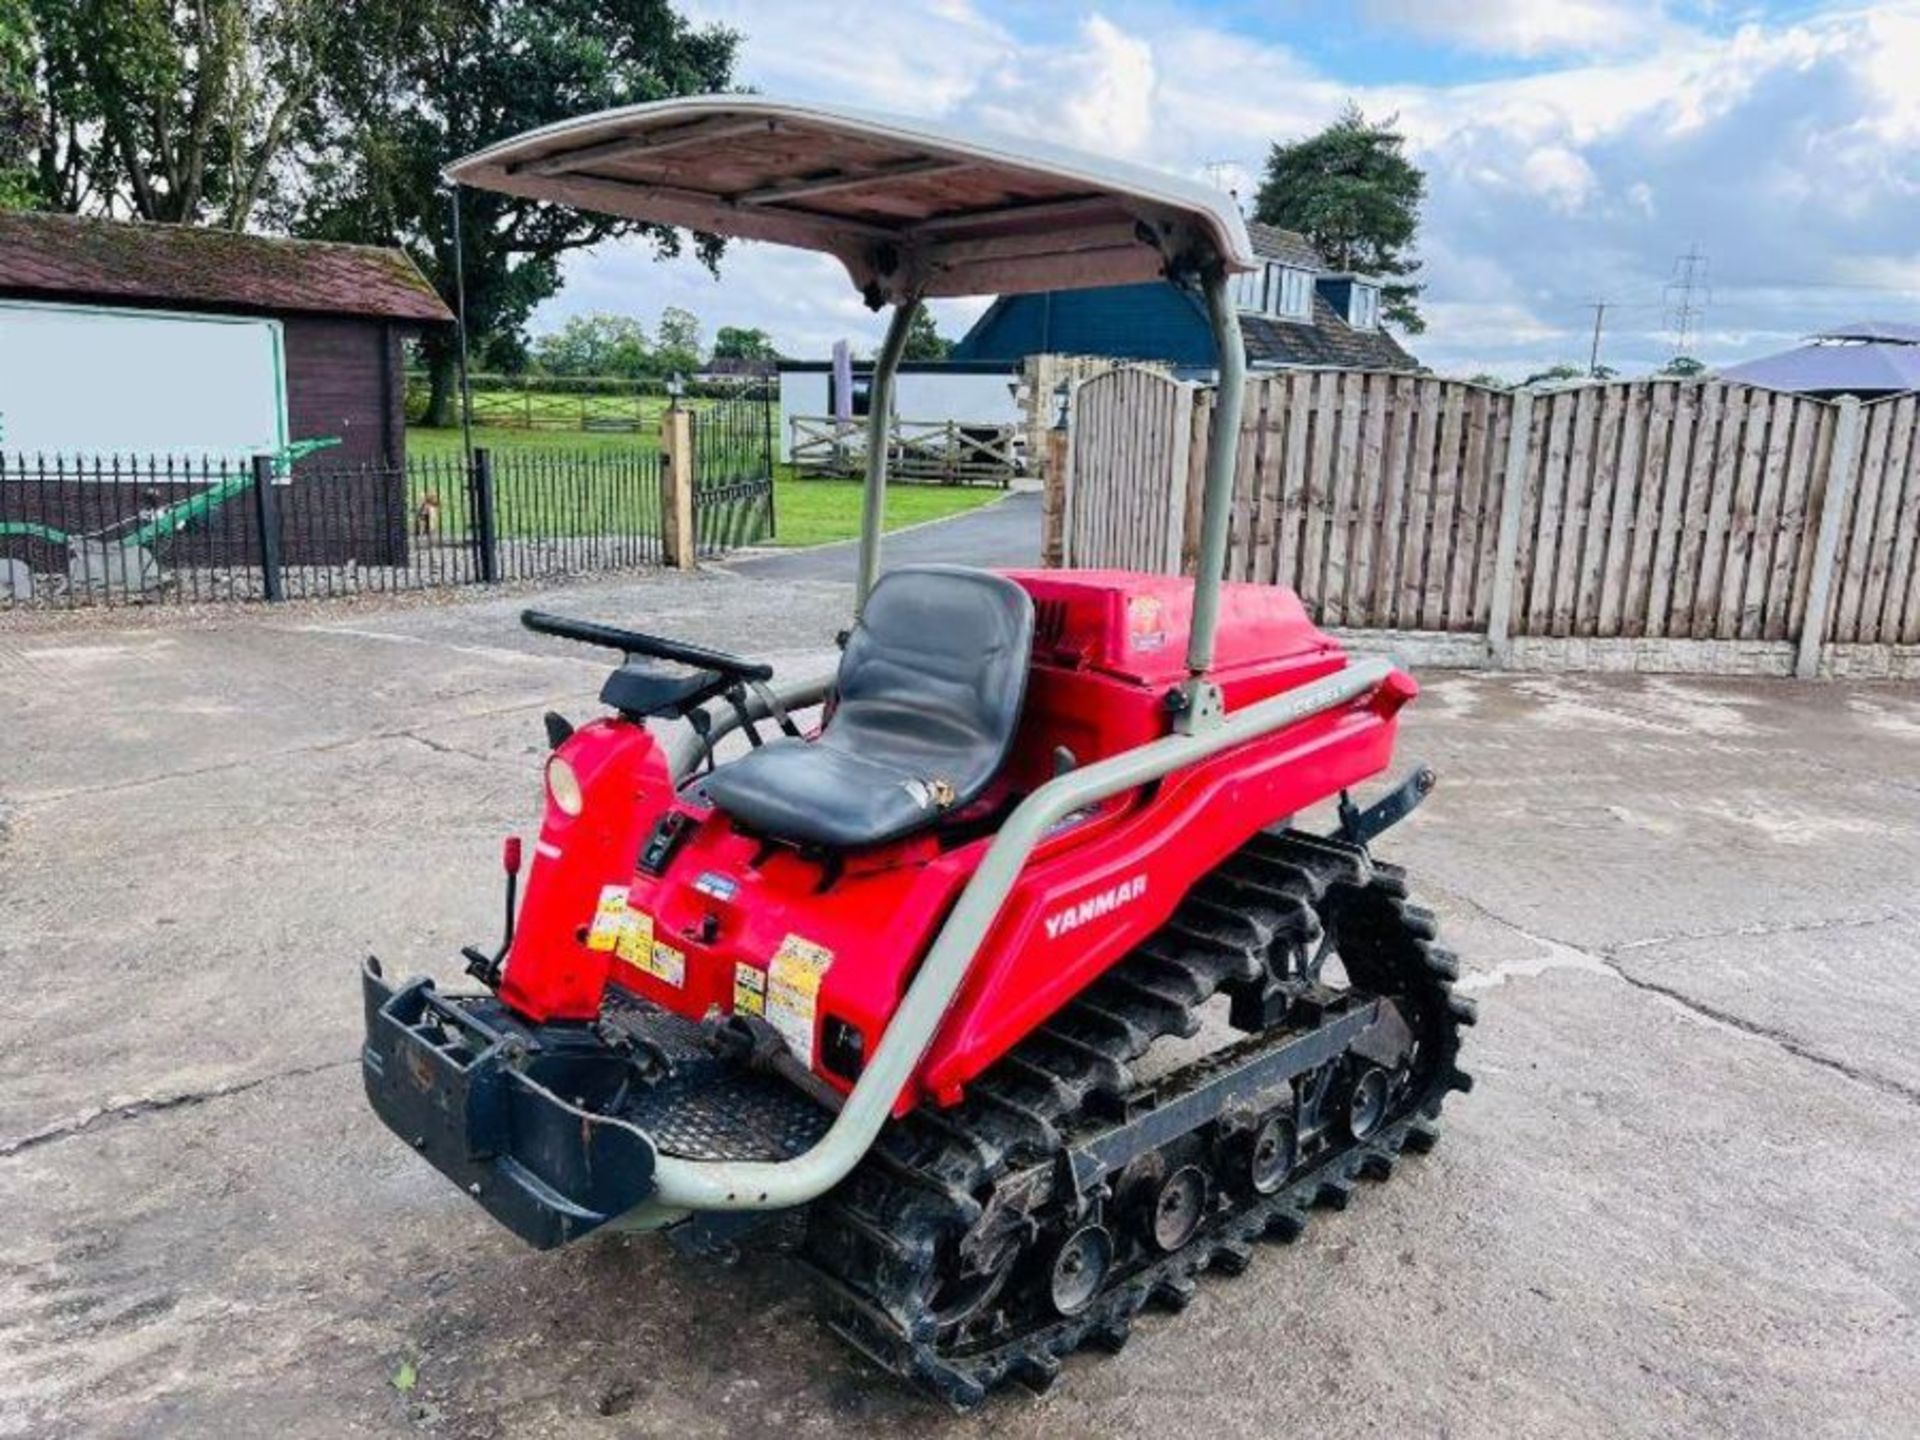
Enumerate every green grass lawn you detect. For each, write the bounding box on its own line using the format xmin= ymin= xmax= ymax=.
xmin=404 ymin=425 xmax=1001 ymax=547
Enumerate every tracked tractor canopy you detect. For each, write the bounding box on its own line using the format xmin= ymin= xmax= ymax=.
xmin=446 ymin=95 xmax=1257 ymax=695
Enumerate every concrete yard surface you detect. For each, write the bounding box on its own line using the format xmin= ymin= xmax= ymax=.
xmin=2 ymin=566 xmax=1917 ymax=1439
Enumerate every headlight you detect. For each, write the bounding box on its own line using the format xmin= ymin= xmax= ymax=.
xmin=545 ymin=754 xmax=583 ymax=816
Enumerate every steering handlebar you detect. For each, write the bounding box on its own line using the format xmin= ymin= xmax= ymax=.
xmin=521 ymin=610 xmax=773 ymax=682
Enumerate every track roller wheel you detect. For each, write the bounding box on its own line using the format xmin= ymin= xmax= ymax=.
xmin=1048 ymin=1224 xmax=1113 ymax=1317
xmin=1246 ymin=1114 xmax=1297 ymax=1196
xmin=1148 ymin=1165 xmax=1209 ymax=1252
xmin=1345 ymin=1065 xmax=1391 ymax=1140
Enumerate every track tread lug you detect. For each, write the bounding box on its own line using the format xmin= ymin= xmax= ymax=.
xmin=1359 ymin=1149 xmax=1396 ymax=1181
xmin=1152 ymin=1273 xmax=1198 ymax=1311
xmin=1404 ymin=1119 xmax=1443 ymax=1152
xmin=1012 ymin=1349 xmax=1062 ymax=1393
xmin=1317 ymin=1176 xmax=1354 ymax=1210
xmin=1264 ymin=1207 xmax=1307 ymax=1242
xmin=1212 ymin=1240 xmax=1254 ymax=1276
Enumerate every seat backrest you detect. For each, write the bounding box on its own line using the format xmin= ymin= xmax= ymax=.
xmin=827 ymin=565 xmax=1035 ymax=802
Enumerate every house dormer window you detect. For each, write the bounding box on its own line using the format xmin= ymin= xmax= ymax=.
xmin=1272 ymin=265 xmax=1313 ymax=321
xmin=1348 ymin=283 xmax=1380 ymax=331
xmin=1234 ymin=262 xmax=1315 ymax=320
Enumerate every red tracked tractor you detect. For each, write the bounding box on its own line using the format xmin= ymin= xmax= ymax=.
xmin=361 ymin=96 xmax=1473 ymax=1407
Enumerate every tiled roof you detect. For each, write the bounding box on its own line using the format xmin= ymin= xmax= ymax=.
xmin=0 ymin=212 xmax=452 ymax=323
xmin=1240 ymin=292 xmax=1417 ymax=371
xmin=1243 ymin=220 xmax=1323 ymax=269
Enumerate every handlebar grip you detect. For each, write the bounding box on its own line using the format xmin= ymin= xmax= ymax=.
xmin=520 ymin=609 xmax=774 ymax=681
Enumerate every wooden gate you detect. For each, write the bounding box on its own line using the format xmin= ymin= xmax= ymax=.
xmin=1063 ymin=366 xmax=1201 ymax=572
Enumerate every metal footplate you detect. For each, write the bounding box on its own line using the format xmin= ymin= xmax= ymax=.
xmin=601 ymin=990 xmax=835 ymax=1163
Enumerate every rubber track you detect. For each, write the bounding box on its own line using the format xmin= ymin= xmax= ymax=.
xmin=802 ymin=829 xmax=1474 ymax=1408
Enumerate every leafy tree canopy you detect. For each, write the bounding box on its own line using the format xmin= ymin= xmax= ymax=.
xmin=1659 ymin=355 xmax=1707 ymax=377
xmin=712 ymin=324 xmax=780 ymax=362
xmin=653 ymin=304 xmax=702 ymax=375
xmin=1255 ymin=103 xmax=1426 ymax=333
xmin=0 ymin=0 xmax=35 ymax=210
xmin=1520 ymin=360 xmax=1582 ymax=384
xmin=23 ymin=0 xmax=334 ymax=227
xmin=295 ymin=0 xmax=738 ymax=424
xmin=902 ymin=303 xmax=951 ymax=361
xmin=530 ymin=313 xmax=652 ymax=378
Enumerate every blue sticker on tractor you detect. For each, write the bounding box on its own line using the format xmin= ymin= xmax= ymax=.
xmin=694 ymin=871 xmax=739 ymax=902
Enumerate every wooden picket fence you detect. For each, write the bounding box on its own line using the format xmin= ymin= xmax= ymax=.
xmin=1051 ymin=367 xmax=1920 ymax=674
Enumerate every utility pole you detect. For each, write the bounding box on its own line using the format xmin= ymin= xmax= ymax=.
xmin=1586 ymin=301 xmax=1609 ymax=377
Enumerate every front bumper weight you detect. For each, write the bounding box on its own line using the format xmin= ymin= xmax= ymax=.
xmin=360 ymin=958 xmax=657 ymax=1248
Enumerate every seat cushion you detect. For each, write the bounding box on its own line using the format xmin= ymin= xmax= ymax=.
xmin=702 ymin=566 xmax=1033 ymax=850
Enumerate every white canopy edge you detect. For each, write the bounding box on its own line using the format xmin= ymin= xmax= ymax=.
xmin=445 ymin=95 xmax=1255 ymax=305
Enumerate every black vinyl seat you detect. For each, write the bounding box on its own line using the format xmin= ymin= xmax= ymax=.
xmin=702 ymin=565 xmax=1034 ymax=850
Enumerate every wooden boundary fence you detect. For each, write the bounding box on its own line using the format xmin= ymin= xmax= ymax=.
xmin=787 ymin=415 xmax=1016 ymax=486
xmin=1051 ymin=369 xmax=1920 ymax=677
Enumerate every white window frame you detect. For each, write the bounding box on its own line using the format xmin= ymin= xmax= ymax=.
xmin=1231 ymin=267 xmax=1265 ymax=313
xmin=1349 ymin=283 xmax=1381 ymax=331
xmin=1271 ymin=265 xmax=1313 ymax=321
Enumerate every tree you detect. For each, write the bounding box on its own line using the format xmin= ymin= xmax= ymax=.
xmin=297 ymin=0 xmax=738 ymax=425
xmin=0 ymin=0 xmax=33 ymax=211
xmin=1255 ymin=103 xmax=1426 ymax=333
xmin=530 ymin=313 xmax=651 ymax=377
xmin=1522 ymin=362 xmax=1586 ymax=387
xmin=901 ymin=303 xmax=951 ymax=361
xmin=653 ymin=304 xmax=702 ymax=375
xmin=1659 ymin=355 xmax=1707 ymax=378
xmin=24 ymin=0 xmax=332 ymax=226
xmin=712 ymin=325 xmax=780 ymax=363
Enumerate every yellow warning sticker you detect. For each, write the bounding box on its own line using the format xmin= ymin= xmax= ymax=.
xmin=733 ymin=961 xmax=767 ymax=1016
xmin=585 ymin=885 xmax=629 ymax=952
xmin=614 ymin=906 xmax=654 ymax=965
xmin=765 ymin=934 xmax=834 ymax=1067
xmin=641 ymin=939 xmax=686 ymax=988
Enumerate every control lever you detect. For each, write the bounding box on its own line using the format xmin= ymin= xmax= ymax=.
xmin=463 ymin=836 xmax=524 ymax=989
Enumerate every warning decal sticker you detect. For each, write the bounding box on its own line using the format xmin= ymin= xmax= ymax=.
xmin=585 ymin=885 xmax=629 ymax=952
xmin=1127 ymin=593 xmax=1169 ymax=652
xmin=614 ymin=907 xmax=654 ymax=965
xmin=733 ymin=962 xmax=766 ymax=1016
xmin=641 ymin=939 xmax=686 ymax=988
xmin=765 ymin=934 xmax=834 ymax=1067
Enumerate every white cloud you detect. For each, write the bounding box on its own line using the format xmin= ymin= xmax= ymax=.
xmin=531 ymin=0 xmax=1920 ymax=380
xmin=1360 ymin=0 xmax=1680 ymax=58
xmin=1520 ymin=146 xmax=1601 ymax=212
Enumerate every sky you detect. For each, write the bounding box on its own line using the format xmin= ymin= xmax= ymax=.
xmin=530 ymin=0 xmax=1920 ymax=381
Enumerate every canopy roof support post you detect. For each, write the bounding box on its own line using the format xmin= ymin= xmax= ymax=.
xmin=1182 ymin=268 xmax=1246 ymax=700
xmin=855 ymin=298 xmax=919 ymax=616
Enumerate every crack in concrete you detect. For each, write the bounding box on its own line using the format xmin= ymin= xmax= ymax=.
xmin=0 ymin=1058 xmax=357 ymax=1159
xmin=1454 ymin=898 xmax=1920 ymax=1109
xmin=1612 ymin=910 xmax=1913 ymax=952
xmin=395 ymin=730 xmax=521 ymax=770
xmin=10 ymin=696 xmax=558 ymax=808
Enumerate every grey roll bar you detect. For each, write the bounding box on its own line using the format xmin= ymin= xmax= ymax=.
xmin=855 ymin=299 xmax=920 ymax=614
xmin=1186 ymin=269 xmax=1247 ymax=684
